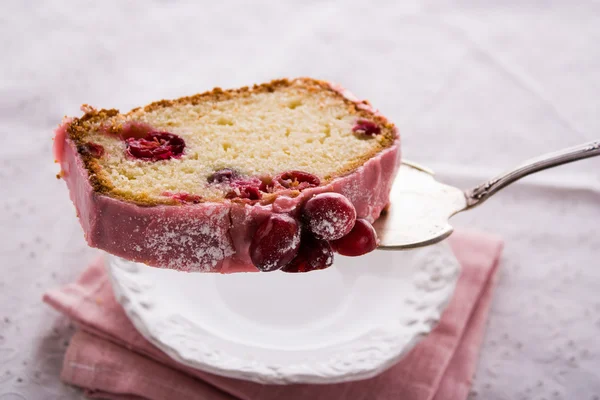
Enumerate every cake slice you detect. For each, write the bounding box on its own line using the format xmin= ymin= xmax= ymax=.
xmin=54 ymin=78 xmax=400 ymax=272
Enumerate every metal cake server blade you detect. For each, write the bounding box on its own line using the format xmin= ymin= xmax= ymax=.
xmin=375 ymin=140 xmax=600 ymax=250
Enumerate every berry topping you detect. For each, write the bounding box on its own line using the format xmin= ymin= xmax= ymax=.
xmin=207 ymin=168 xmax=240 ymax=184
xmin=330 ymin=219 xmax=378 ymax=256
xmin=162 ymin=192 xmax=203 ymax=204
xmin=207 ymin=170 xmax=265 ymax=201
xmin=77 ymin=142 xmax=105 ymax=158
xmin=226 ymin=185 xmax=262 ymax=200
xmin=352 ymin=119 xmax=381 ymax=136
xmin=225 ymin=177 xmax=263 ymax=200
xmin=250 ymin=214 xmax=301 ymax=272
xmin=282 ymin=234 xmax=333 ymax=273
xmin=259 ymin=176 xmax=275 ymax=193
xmin=125 ymin=131 xmax=185 ymax=161
xmin=275 ymin=170 xmax=320 ymax=191
xmin=302 ymin=193 xmax=357 ymax=240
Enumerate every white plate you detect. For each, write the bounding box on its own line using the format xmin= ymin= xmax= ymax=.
xmin=107 ymin=242 xmax=460 ymax=384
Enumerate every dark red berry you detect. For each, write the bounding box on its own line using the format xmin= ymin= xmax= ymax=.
xmin=250 ymin=214 xmax=301 ymax=271
xmin=352 ymin=119 xmax=381 ymax=136
xmin=330 ymin=219 xmax=378 ymax=257
xmin=225 ymin=177 xmax=263 ymax=200
xmin=78 ymin=142 xmax=105 ymax=158
xmin=126 ymin=131 xmax=185 ymax=161
xmin=162 ymin=192 xmax=203 ymax=204
xmin=275 ymin=170 xmax=320 ymax=191
xmin=302 ymin=193 xmax=356 ymax=240
xmin=207 ymin=170 xmax=265 ymax=201
xmin=207 ymin=168 xmax=239 ymax=184
xmin=282 ymin=234 xmax=333 ymax=273
xmin=226 ymin=186 xmax=262 ymax=200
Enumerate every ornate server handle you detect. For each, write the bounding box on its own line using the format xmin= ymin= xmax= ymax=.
xmin=464 ymin=140 xmax=600 ymax=209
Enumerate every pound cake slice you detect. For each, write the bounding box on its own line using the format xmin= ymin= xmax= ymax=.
xmin=54 ymin=78 xmax=400 ymax=273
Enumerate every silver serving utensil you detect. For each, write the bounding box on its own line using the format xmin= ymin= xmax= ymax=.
xmin=374 ymin=140 xmax=600 ymax=250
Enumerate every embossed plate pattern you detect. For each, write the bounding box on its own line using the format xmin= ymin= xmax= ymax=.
xmin=107 ymin=242 xmax=460 ymax=384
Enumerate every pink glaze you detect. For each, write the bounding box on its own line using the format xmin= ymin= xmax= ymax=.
xmin=53 ymin=117 xmax=71 ymax=163
xmin=53 ymin=83 xmax=401 ymax=273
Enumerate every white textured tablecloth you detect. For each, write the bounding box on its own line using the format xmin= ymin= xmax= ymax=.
xmin=1 ymin=1 xmax=599 ymax=399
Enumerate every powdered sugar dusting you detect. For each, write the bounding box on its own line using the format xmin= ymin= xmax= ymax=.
xmin=286 ymin=228 xmax=301 ymax=254
xmin=303 ymin=192 xmax=356 ymax=241
xmin=256 ymin=229 xmax=300 ymax=271
xmin=339 ymin=178 xmax=362 ymax=204
xmin=249 ymin=214 xmax=301 ymax=271
xmin=311 ymin=210 xmax=341 ymax=237
xmin=144 ymin=206 xmax=234 ymax=272
xmin=266 ymin=222 xmax=301 ymax=267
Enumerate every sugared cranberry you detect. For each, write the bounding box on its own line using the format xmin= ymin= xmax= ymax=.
xmin=226 ymin=177 xmax=263 ymax=200
xmin=282 ymin=234 xmax=333 ymax=273
xmin=162 ymin=192 xmax=203 ymax=204
xmin=302 ymin=193 xmax=357 ymax=240
xmin=275 ymin=171 xmax=320 ymax=191
xmin=330 ymin=219 xmax=378 ymax=256
xmin=207 ymin=168 xmax=239 ymax=184
xmin=352 ymin=119 xmax=381 ymax=136
xmin=78 ymin=142 xmax=105 ymax=158
xmin=250 ymin=214 xmax=301 ymax=272
xmin=126 ymin=131 xmax=185 ymax=161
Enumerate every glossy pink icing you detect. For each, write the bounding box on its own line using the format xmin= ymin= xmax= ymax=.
xmin=53 ymin=83 xmax=401 ymax=273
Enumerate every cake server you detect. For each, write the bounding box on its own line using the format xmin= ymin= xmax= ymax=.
xmin=374 ymin=140 xmax=600 ymax=250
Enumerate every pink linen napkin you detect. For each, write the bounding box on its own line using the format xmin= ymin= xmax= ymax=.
xmin=43 ymin=230 xmax=503 ymax=400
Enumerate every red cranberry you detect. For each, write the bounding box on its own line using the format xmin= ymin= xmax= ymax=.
xmin=330 ymin=219 xmax=378 ymax=256
xmin=78 ymin=142 xmax=105 ymax=158
xmin=302 ymin=193 xmax=356 ymax=240
xmin=352 ymin=119 xmax=381 ymax=136
xmin=207 ymin=168 xmax=239 ymax=184
xmin=259 ymin=176 xmax=275 ymax=193
xmin=226 ymin=186 xmax=262 ymax=200
xmin=162 ymin=192 xmax=203 ymax=204
xmin=282 ymin=234 xmax=333 ymax=273
xmin=275 ymin=171 xmax=320 ymax=191
xmin=225 ymin=177 xmax=263 ymax=200
xmin=126 ymin=131 xmax=185 ymax=161
xmin=250 ymin=214 xmax=301 ymax=272
xmin=207 ymin=170 xmax=265 ymax=201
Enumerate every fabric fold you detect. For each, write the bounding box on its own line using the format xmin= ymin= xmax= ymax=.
xmin=43 ymin=230 xmax=503 ymax=400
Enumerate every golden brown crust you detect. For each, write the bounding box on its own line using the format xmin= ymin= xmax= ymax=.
xmin=65 ymin=78 xmax=397 ymax=206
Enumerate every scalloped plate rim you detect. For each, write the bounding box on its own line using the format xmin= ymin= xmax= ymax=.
xmin=107 ymin=242 xmax=460 ymax=384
